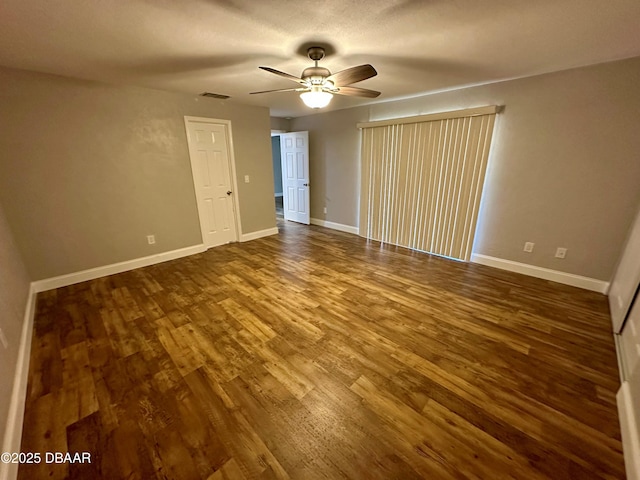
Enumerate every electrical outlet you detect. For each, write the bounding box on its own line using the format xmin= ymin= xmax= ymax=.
xmin=147 ymin=235 xmax=156 ymax=245
xmin=244 ymin=175 xmax=250 ymax=183
xmin=523 ymin=242 xmax=534 ymax=253
xmin=0 ymin=328 xmax=8 ymax=349
xmin=555 ymin=247 xmax=567 ymax=259
xmin=323 ymin=207 xmax=327 ymax=214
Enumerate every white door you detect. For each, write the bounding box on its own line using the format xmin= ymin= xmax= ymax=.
xmin=185 ymin=118 xmax=238 ymax=248
xmin=280 ymin=131 xmax=310 ymax=225
xmin=610 ymin=206 xmax=640 ymax=333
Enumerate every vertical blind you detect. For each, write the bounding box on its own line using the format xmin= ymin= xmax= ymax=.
xmin=358 ymin=106 xmax=498 ymax=261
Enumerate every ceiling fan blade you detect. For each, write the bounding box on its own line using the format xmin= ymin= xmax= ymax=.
xmin=334 ymin=86 xmax=381 ymax=98
xmin=259 ymin=66 xmax=305 ymax=84
xmin=327 ymin=64 xmax=377 ymax=86
xmin=250 ymin=87 xmax=305 ymax=95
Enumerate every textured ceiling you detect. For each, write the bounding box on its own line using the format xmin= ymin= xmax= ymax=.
xmin=1 ymin=0 xmax=639 ymax=117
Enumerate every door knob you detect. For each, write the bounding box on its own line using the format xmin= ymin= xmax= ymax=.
xmin=226 ymin=190 xmax=232 ymax=195
xmin=303 ymin=183 xmax=309 ymax=186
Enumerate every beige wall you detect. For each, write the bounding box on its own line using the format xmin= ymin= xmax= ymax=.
xmin=291 ymin=57 xmax=640 ymax=281
xmin=0 ymin=67 xmax=275 ymax=280
xmin=270 ymin=116 xmax=291 ymax=131
xmin=290 ymin=108 xmax=368 ymax=227
xmin=0 ymin=203 xmax=31 ymax=445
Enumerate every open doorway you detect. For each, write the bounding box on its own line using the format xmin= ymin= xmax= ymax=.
xmin=271 ymin=132 xmax=284 ymax=219
xmin=271 ymin=130 xmax=311 ymax=225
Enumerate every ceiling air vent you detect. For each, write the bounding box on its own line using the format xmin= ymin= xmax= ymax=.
xmin=200 ymin=92 xmax=230 ymax=100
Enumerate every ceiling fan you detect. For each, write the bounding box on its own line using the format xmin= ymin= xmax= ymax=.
xmin=250 ymin=47 xmax=381 ymax=108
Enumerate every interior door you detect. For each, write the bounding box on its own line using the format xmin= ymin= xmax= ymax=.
xmin=185 ymin=118 xmax=238 ymax=248
xmin=280 ymin=131 xmax=310 ymax=225
xmin=610 ymin=206 xmax=640 ymax=333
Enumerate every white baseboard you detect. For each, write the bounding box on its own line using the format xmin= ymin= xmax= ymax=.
xmin=32 ymin=244 xmax=207 ymax=293
xmin=240 ymin=227 xmax=279 ymax=242
xmin=1 ymin=286 xmax=37 ymax=480
xmin=618 ymin=382 xmax=640 ymax=480
xmin=310 ymin=218 xmax=359 ymax=235
xmin=470 ymin=253 xmax=609 ymax=293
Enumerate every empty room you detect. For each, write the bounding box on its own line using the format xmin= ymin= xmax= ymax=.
xmin=1 ymin=1 xmax=640 ymax=479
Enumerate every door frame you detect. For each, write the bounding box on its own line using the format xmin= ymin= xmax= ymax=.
xmin=271 ymin=131 xmax=284 ymax=199
xmin=183 ymin=116 xmax=242 ymax=246
xmin=609 ymin=205 xmax=640 ymax=333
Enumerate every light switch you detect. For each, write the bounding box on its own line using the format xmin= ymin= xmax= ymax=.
xmin=244 ymin=175 xmax=250 ymax=183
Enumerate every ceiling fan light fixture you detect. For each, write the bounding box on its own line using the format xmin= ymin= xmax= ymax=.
xmin=252 ymin=47 xmax=380 ymax=107
xmin=300 ymin=86 xmax=332 ymax=109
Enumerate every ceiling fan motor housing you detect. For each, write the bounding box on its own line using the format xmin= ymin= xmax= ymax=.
xmin=302 ymin=66 xmax=331 ymax=85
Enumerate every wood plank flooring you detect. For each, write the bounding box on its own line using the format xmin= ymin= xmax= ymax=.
xmin=19 ymin=220 xmax=624 ymax=479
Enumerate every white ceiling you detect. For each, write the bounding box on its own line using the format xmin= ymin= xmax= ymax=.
xmin=1 ymin=0 xmax=639 ymax=118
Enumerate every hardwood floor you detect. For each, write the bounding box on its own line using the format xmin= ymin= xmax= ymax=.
xmin=19 ymin=220 xmax=624 ymax=479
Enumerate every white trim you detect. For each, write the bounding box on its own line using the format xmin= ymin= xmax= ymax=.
xmin=310 ymin=218 xmax=359 ymax=235
xmin=470 ymin=253 xmax=609 ymax=293
xmin=183 ymin=116 xmax=242 ymax=244
xmin=224 ymin=121 xmax=243 ymax=240
xmin=618 ymin=382 xmax=640 ymax=480
xmin=274 ymin=193 xmax=283 ymax=198
xmin=615 ymin=333 xmax=627 ymax=383
xmin=240 ymin=227 xmax=279 ymax=242
xmin=1 ymin=286 xmax=37 ymax=480
xmin=32 ymin=244 xmax=206 ymax=293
